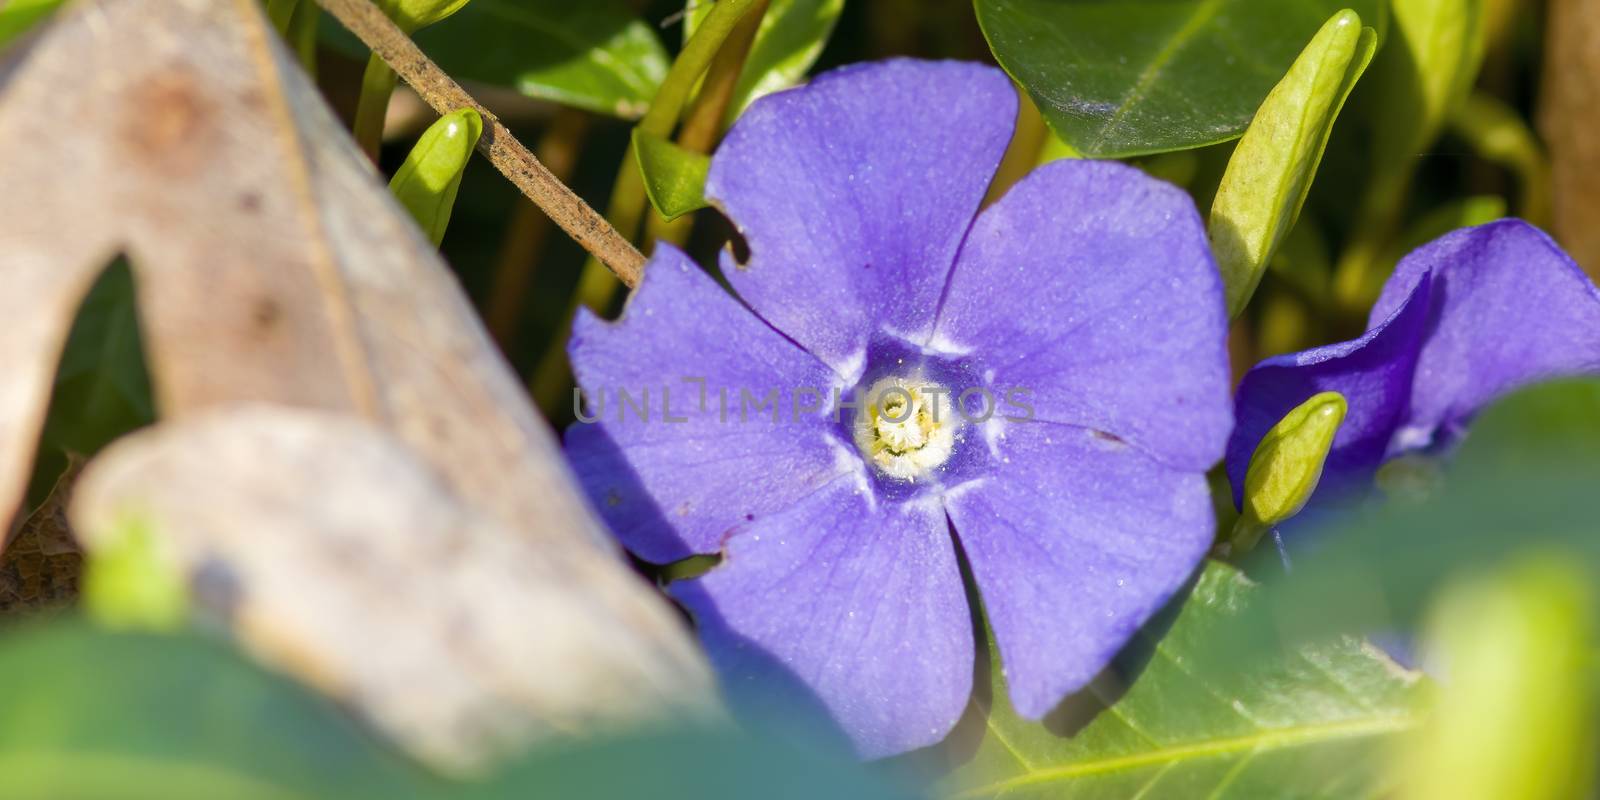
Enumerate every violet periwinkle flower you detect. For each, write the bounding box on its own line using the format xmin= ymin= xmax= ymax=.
xmin=565 ymin=60 xmax=1232 ymax=757
xmin=1227 ymin=221 xmax=1600 ymax=524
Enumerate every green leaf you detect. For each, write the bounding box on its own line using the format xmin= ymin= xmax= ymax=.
xmin=40 ymin=260 xmax=154 ymax=457
xmin=0 ymin=0 xmax=62 ymax=50
xmin=684 ymin=0 xmax=845 ymax=122
xmin=0 ymin=620 xmax=910 ymax=800
xmin=941 ymin=561 xmax=1425 ymax=799
xmin=1371 ymin=0 xmax=1485 ymax=166
xmin=390 ymin=108 xmax=483 ymax=246
xmin=1230 ymin=391 xmax=1347 ymax=554
xmin=1210 ymin=10 xmax=1376 ymax=317
xmin=975 ymin=0 xmax=1385 ymax=158
xmin=1397 ymin=558 xmax=1595 ymax=800
xmin=378 ymin=0 xmax=471 ymax=33
xmin=470 ymin=726 xmax=912 ymax=800
xmin=633 ymin=129 xmax=712 ymax=221
xmin=413 ymin=0 xmax=670 ymax=119
xmin=0 ymin=620 xmax=430 ymax=799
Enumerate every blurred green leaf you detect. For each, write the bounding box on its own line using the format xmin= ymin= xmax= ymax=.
xmin=414 ymin=0 xmax=670 ymax=119
xmin=1379 ymin=193 xmax=1506 ymax=269
xmin=1397 ymin=557 xmax=1595 ymax=800
xmin=633 ymin=129 xmax=711 ymax=221
xmin=40 ymin=260 xmax=154 ymax=457
xmin=81 ymin=515 xmax=189 ymax=633
xmin=1451 ymin=92 xmax=1550 ymax=227
xmin=941 ymin=561 xmax=1425 ymax=799
xmin=684 ymin=0 xmax=844 ymax=122
xmin=0 ymin=0 xmax=62 ymax=50
xmin=390 ymin=108 xmax=483 ymax=246
xmin=975 ymin=0 xmax=1385 ymax=158
xmin=0 ymin=620 xmax=432 ymax=799
xmin=470 ymin=727 xmax=912 ymax=799
xmin=1372 ymin=0 xmax=1485 ymax=166
xmin=1210 ymin=10 xmax=1375 ymax=317
xmin=1267 ymin=218 xmax=1334 ymax=299
xmin=1231 ymin=391 xmax=1347 ymax=554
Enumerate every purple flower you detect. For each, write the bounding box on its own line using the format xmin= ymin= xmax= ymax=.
xmin=1227 ymin=220 xmax=1600 ymax=519
xmin=565 ymin=60 xmax=1232 ymax=757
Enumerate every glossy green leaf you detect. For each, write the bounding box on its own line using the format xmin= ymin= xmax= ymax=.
xmin=941 ymin=561 xmax=1425 ymax=800
xmin=0 ymin=620 xmax=430 ymax=799
xmin=1398 ymin=558 xmax=1595 ymax=800
xmin=413 ymin=0 xmax=670 ymax=119
xmin=1230 ymin=391 xmax=1347 ymax=554
xmin=40 ymin=260 xmax=154 ymax=457
xmin=0 ymin=0 xmax=62 ymax=50
xmin=684 ymin=0 xmax=845 ymax=122
xmin=976 ymin=0 xmax=1385 ymax=158
xmin=390 ymin=108 xmax=482 ymax=246
xmin=1211 ymin=10 xmax=1376 ymax=317
xmin=633 ymin=129 xmax=712 ymax=221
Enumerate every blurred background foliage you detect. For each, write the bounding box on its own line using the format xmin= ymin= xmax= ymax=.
xmin=1 ymin=0 xmax=1599 ymax=797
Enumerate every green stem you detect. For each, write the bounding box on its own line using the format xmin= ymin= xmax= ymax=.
xmin=1332 ymin=165 xmax=1412 ymax=315
xmin=353 ymin=53 xmax=398 ymax=162
xmin=265 ymin=0 xmax=300 ymax=34
xmin=639 ymin=0 xmax=762 ymax=139
xmin=645 ymin=0 xmax=770 ymax=248
xmin=288 ymin=0 xmax=321 ymax=77
xmin=529 ymin=0 xmax=763 ymax=408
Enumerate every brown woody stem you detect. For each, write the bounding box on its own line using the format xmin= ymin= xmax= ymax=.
xmin=312 ymin=0 xmax=644 ymax=287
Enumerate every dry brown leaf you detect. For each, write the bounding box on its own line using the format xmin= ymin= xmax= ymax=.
xmin=0 ymin=0 xmax=714 ymax=769
xmin=0 ymin=455 xmax=84 ymax=614
xmin=0 ymin=0 xmax=615 ymax=550
xmin=70 ymin=407 xmax=716 ymax=773
xmin=1541 ymin=0 xmax=1600 ymax=278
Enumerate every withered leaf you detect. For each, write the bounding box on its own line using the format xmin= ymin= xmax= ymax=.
xmin=70 ymin=407 xmax=717 ymax=773
xmin=0 ymin=0 xmax=714 ymax=770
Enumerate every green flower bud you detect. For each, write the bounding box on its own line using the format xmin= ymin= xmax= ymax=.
xmin=1229 ymin=391 xmax=1347 ymax=553
xmin=389 ymin=108 xmax=483 ymax=247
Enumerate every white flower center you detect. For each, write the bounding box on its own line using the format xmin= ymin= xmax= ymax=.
xmin=852 ymin=375 xmax=960 ymax=480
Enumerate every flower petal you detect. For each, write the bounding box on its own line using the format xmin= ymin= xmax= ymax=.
xmin=1370 ymin=220 xmax=1600 ymax=450
xmin=931 ymin=160 xmax=1233 ymax=472
xmin=565 ymin=246 xmax=846 ymax=563
xmin=673 ymin=478 xmax=971 ymax=758
xmin=704 ymin=59 xmax=1017 ymax=374
xmin=943 ymin=420 xmax=1213 ymax=718
xmin=1224 ymin=279 xmax=1435 ymax=507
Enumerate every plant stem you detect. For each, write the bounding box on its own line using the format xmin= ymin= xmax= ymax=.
xmin=529 ymin=0 xmax=765 ymax=412
xmin=266 ymin=0 xmax=299 ymax=33
xmin=645 ymin=0 xmax=769 ymax=248
xmin=1332 ymin=167 xmax=1410 ymax=314
xmin=487 ymin=109 xmax=590 ymax=348
xmin=574 ymin=0 xmax=765 ymax=306
xmin=353 ymin=53 xmax=397 ymax=162
xmin=313 ymin=0 xmax=645 ymax=287
xmin=288 ymin=0 xmax=320 ymax=76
